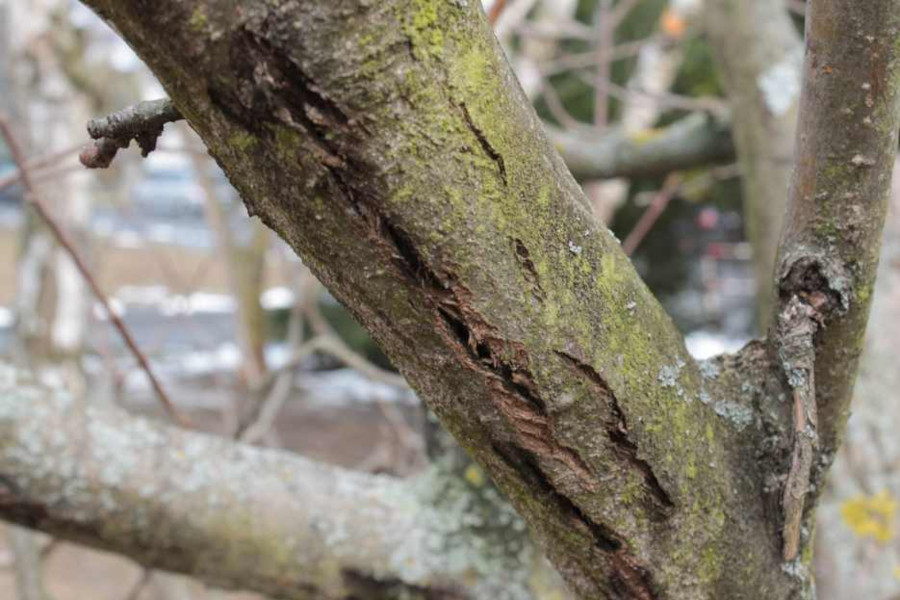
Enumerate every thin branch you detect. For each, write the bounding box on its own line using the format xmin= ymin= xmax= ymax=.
xmin=539 ymin=35 xmax=661 ymax=77
xmin=608 ymin=0 xmax=642 ymax=30
xmin=0 ymin=115 xmax=188 ymax=427
xmin=79 ymin=99 xmax=183 ymax=169
xmin=488 ymin=0 xmax=507 ymax=25
xmin=0 ymin=145 xmax=81 ymax=191
xmin=621 ymin=173 xmax=680 ymax=255
xmin=121 ymin=569 xmax=153 ymax=600
xmin=592 ymin=0 xmax=613 ymax=129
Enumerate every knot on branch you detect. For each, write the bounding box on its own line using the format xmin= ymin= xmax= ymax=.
xmin=79 ymin=99 xmax=183 ymax=169
xmin=778 ymin=256 xmax=849 ymax=317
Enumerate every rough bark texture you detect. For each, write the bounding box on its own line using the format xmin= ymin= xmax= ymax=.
xmin=9 ymin=0 xmax=893 ymax=598
xmin=815 ymin=159 xmax=900 ymax=600
xmin=71 ymin=0 xmax=794 ymax=597
xmin=705 ymin=0 xmax=802 ymax=326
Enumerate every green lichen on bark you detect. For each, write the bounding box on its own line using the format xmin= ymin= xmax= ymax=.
xmin=65 ymin=0 xmax=900 ymax=598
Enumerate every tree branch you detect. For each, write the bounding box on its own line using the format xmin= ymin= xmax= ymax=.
xmin=548 ymin=111 xmax=735 ymax=180
xmin=71 ymin=0 xmax=868 ymax=596
xmin=773 ymin=0 xmax=900 ymax=462
xmin=0 ymin=362 xmax=543 ymax=600
xmin=79 ymin=98 xmax=183 ymax=168
xmin=705 ymin=0 xmax=803 ymax=324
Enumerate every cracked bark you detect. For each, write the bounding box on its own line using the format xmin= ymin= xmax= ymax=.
xmin=21 ymin=0 xmax=899 ymax=597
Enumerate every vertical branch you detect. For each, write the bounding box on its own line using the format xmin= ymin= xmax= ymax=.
xmin=773 ymin=0 xmax=900 ymax=457
xmin=593 ymin=0 xmax=612 ymax=128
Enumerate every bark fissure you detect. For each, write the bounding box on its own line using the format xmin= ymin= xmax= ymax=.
xmin=511 ymin=239 xmax=545 ymax=301
xmin=554 ymin=351 xmax=675 ymax=514
xmin=490 ymin=443 xmax=658 ymax=600
xmin=459 ymin=101 xmax=507 ymax=185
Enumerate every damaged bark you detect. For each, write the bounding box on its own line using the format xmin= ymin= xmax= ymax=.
xmin=14 ymin=0 xmax=898 ymax=598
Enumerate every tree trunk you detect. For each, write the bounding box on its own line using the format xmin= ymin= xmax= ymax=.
xmin=4 ymin=1 xmax=896 ymax=597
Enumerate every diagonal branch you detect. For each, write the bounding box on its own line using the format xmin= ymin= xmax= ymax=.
xmin=0 ymin=115 xmax=188 ymax=427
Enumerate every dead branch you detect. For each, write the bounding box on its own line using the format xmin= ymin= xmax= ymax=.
xmin=79 ymin=98 xmax=183 ymax=168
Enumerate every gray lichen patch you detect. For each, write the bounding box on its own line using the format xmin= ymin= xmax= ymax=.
xmin=699 ymin=359 xmax=720 ymax=380
xmin=0 ymin=361 xmax=553 ymax=599
xmin=712 ymin=400 xmax=756 ymax=431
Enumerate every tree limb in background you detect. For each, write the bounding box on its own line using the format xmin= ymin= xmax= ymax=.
xmin=548 ymin=111 xmax=735 ymax=180
xmin=705 ymin=0 xmax=802 ymax=324
xmin=0 ymin=362 xmax=542 ymax=600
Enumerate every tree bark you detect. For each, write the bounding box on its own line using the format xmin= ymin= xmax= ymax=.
xmin=11 ymin=0 xmax=895 ymax=597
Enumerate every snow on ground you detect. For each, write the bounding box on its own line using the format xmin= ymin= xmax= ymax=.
xmin=0 ymin=307 xmax=12 ymax=329
xmin=260 ymin=286 xmax=295 ymax=310
xmin=684 ymin=330 xmax=749 ymax=360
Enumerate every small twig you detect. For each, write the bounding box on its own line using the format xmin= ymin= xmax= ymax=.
xmin=488 ymin=0 xmax=508 ymax=26
xmin=622 ymin=173 xmax=680 ymax=256
xmin=608 ymin=0 xmax=642 ymax=29
xmin=539 ymin=35 xmax=659 ymax=77
xmin=79 ymin=99 xmax=183 ymax=169
xmin=777 ymin=294 xmax=821 ymax=561
xmin=0 ymin=115 xmax=188 ymax=427
xmin=121 ymin=568 xmax=153 ymax=600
